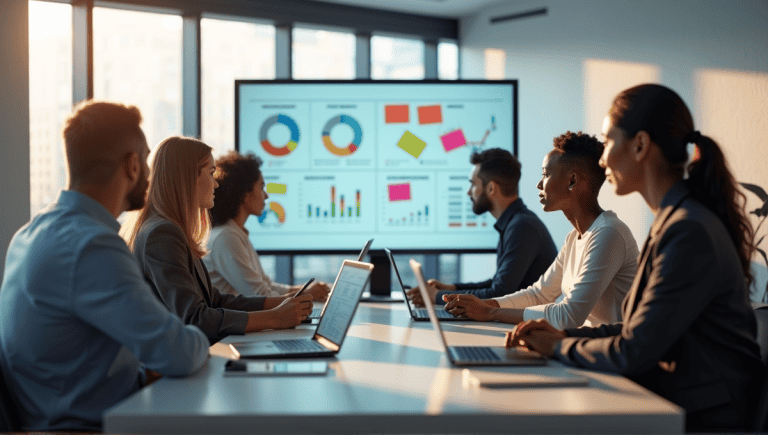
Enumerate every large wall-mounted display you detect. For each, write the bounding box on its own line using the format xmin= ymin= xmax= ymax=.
xmin=236 ymin=80 xmax=518 ymax=252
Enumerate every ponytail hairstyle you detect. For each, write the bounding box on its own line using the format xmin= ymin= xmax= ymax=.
xmin=123 ymin=136 xmax=214 ymax=258
xmin=609 ymin=84 xmax=755 ymax=287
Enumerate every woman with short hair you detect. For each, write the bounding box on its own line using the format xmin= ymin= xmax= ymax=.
xmin=444 ymin=131 xmax=638 ymax=329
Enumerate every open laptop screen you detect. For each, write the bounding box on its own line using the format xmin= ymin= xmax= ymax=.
xmin=356 ymin=239 xmax=373 ymax=261
xmin=409 ymin=259 xmax=451 ymax=352
xmin=315 ymin=260 xmax=373 ymax=346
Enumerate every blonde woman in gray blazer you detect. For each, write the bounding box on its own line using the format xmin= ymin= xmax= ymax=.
xmin=123 ymin=137 xmax=313 ymax=344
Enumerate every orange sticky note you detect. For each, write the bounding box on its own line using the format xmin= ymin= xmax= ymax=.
xmin=385 ymin=105 xmax=409 ymax=123
xmin=418 ymin=105 xmax=442 ymax=124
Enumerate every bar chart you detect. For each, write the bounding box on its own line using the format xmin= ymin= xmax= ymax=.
xmin=307 ymin=186 xmax=362 ymax=219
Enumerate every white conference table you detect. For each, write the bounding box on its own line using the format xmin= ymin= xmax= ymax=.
xmin=104 ymin=302 xmax=683 ymax=434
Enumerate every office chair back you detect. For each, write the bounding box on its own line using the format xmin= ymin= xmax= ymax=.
xmin=0 ymin=364 xmax=20 ymax=433
xmin=752 ymin=303 xmax=768 ymax=432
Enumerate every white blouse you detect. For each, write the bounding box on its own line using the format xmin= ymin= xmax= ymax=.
xmin=493 ymin=210 xmax=638 ymax=329
xmin=203 ymin=219 xmax=291 ymax=297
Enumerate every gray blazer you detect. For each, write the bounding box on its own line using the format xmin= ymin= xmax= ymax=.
xmin=555 ymin=182 xmax=763 ymax=430
xmin=133 ymin=214 xmax=266 ymax=344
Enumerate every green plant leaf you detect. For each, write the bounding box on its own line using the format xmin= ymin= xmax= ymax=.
xmin=740 ymin=182 xmax=768 ymax=202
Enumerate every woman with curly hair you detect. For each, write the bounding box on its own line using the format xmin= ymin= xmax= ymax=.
xmin=204 ymin=151 xmax=329 ymax=300
xmin=444 ymin=131 xmax=638 ymax=329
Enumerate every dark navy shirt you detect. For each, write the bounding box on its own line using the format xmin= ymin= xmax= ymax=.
xmin=437 ymin=199 xmax=557 ymax=303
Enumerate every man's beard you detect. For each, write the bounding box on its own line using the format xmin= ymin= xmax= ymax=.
xmin=471 ymin=190 xmax=492 ymax=215
xmin=126 ymin=169 xmax=149 ymax=211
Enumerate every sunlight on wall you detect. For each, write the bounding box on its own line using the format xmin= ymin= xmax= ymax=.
xmin=584 ymin=59 xmax=661 ymax=249
xmin=696 ymin=69 xmax=768 ymax=301
xmin=484 ymin=48 xmax=506 ymax=80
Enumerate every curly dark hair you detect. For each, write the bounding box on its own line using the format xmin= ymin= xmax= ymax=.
xmin=210 ymin=151 xmax=263 ymax=227
xmin=551 ymin=131 xmax=605 ymax=195
xmin=469 ymin=148 xmax=521 ymax=196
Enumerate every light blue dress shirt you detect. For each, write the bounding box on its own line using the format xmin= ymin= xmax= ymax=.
xmin=0 ymin=191 xmax=210 ymax=432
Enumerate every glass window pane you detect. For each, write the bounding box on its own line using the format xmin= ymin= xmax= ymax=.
xmin=371 ymin=35 xmax=424 ymax=80
xmin=438 ymin=41 xmax=459 ymax=80
xmin=438 ymin=253 xmax=459 ymax=284
xmin=294 ymin=255 xmax=348 ymax=286
xmin=292 ymin=27 xmax=355 ymax=80
xmin=201 ymin=17 xmax=275 ymax=158
xmin=93 ymin=7 xmax=182 ymax=149
xmin=29 ymin=1 xmax=72 ymax=216
xmin=460 ymin=253 xmax=497 ymax=283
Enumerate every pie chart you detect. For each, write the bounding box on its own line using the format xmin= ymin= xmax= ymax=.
xmin=322 ymin=114 xmax=362 ymax=156
xmin=257 ymin=202 xmax=286 ymax=226
xmin=260 ymin=114 xmax=300 ymax=157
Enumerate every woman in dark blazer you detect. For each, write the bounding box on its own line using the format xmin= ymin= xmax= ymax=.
xmin=509 ymin=84 xmax=763 ymax=432
xmin=122 ymin=136 xmax=313 ymax=344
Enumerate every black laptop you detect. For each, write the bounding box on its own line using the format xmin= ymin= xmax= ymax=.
xmin=386 ymin=248 xmax=471 ymax=322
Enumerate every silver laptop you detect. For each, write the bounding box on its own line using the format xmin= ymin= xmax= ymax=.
xmin=306 ymin=238 xmax=373 ymax=320
xmin=385 ymin=248 xmax=471 ymax=322
xmin=409 ymin=259 xmax=546 ymax=366
xmin=232 ymin=259 xmax=373 ymax=359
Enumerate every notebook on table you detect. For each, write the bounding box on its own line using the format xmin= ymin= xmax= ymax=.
xmin=386 ymin=248 xmax=471 ymax=322
xmin=232 ymin=259 xmax=373 ymax=359
xmin=307 ymin=238 xmax=373 ymax=320
xmin=409 ymin=259 xmax=546 ymax=367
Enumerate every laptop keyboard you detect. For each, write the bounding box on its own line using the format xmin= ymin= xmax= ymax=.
xmin=452 ymin=346 xmax=502 ymax=362
xmin=273 ymin=339 xmax=326 ymax=352
xmin=310 ymin=308 xmax=322 ymax=318
xmin=415 ymin=309 xmax=455 ymax=319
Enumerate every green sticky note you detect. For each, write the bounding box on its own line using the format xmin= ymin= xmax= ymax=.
xmin=397 ymin=130 xmax=427 ymax=158
xmin=266 ymin=183 xmax=287 ymax=194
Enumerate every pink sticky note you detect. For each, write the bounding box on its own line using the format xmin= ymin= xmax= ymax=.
xmin=388 ymin=183 xmax=411 ymax=202
xmin=440 ymin=129 xmax=467 ymax=152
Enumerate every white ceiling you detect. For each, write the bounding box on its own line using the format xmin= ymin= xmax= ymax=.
xmin=308 ymin=0 xmax=506 ymax=18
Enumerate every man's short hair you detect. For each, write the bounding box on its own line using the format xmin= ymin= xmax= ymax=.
xmin=210 ymin=151 xmax=264 ymax=227
xmin=62 ymin=100 xmax=145 ymax=185
xmin=469 ymin=148 xmax=521 ymax=196
xmin=551 ymin=131 xmax=605 ymax=194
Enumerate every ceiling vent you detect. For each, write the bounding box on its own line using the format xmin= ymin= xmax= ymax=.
xmin=490 ymin=7 xmax=547 ymax=24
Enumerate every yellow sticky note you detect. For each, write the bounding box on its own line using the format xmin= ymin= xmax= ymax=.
xmin=267 ymin=183 xmax=287 ymax=194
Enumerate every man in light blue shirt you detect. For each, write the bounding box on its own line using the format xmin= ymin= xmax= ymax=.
xmin=0 ymin=101 xmax=209 ymax=432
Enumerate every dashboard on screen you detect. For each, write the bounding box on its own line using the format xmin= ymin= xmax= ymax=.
xmin=235 ymin=80 xmax=518 ymax=253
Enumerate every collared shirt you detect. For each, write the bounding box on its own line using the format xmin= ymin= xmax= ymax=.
xmin=438 ymin=199 xmax=557 ymax=302
xmin=204 ymin=219 xmax=291 ymax=297
xmin=0 ymin=191 xmax=209 ymax=432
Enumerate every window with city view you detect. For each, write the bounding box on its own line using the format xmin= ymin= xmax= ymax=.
xmin=201 ymin=17 xmax=275 ymax=158
xmin=371 ymin=35 xmax=425 ymax=80
xmin=292 ymin=26 xmax=355 ymax=80
xmin=28 ymin=0 xmax=72 ymax=216
xmin=438 ymin=41 xmax=459 ymax=80
xmin=93 ymin=7 xmax=182 ymax=150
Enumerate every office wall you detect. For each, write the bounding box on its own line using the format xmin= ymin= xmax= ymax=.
xmin=0 ymin=0 xmax=31 ymax=282
xmin=460 ymin=0 xmax=768 ymax=300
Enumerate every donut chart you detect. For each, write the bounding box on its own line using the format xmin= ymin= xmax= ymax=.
xmin=258 ymin=202 xmax=286 ymax=225
xmin=322 ymin=114 xmax=362 ymax=156
xmin=260 ymin=114 xmax=300 ymax=157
